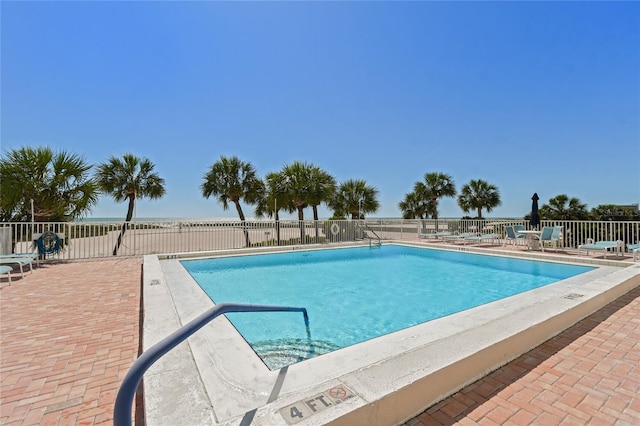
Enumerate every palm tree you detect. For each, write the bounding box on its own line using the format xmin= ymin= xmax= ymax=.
xmin=255 ymin=171 xmax=290 ymax=245
xmin=278 ymin=162 xmax=312 ymax=220
xmin=406 ymin=172 xmax=455 ymax=232
xmin=538 ymin=194 xmax=588 ymax=220
xmin=96 ymin=154 xmax=166 ymax=255
xmin=398 ymin=192 xmax=420 ymax=219
xmin=307 ymin=166 xmax=336 ymax=240
xmin=590 ymin=204 xmax=638 ymax=221
xmin=419 ymin=172 xmax=456 ymax=220
xmin=255 ymin=172 xmax=284 ymax=220
xmin=0 ymin=146 xmax=97 ymax=223
xmin=278 ymin=161 xmax=314 ymax=242
xmin=457 ymin=179 xmax=501 ymax=219
xmin=201 ymin=155 xmax=264 ymax=246
xmin=307 ymin=166 xmax=337 ymax=221
xmin=330 ymin=179 xmax=380 ymax=220
xmin=398 ymin=187 xmax=436 ymax=219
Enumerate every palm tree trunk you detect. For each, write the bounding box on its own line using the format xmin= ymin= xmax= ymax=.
xmin=275 ymin=210 xmax=281 ymax=246
xmin=234 ymin=200 xmax=250 ymax=247
xmin=113 ymin=196 xmax=135 ymax=256
xmin=312 ymin=205 xmax=320 ymax=242
xmin=477 ymin=207 xmax=483 ymax=219
xmin=298 ymin=207 xmax=305 ymax=243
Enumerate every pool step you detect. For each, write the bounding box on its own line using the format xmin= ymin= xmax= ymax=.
xmin=250 ymin=338 xmax=341 ymax=370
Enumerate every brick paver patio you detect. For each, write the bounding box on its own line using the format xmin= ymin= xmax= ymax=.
xmin=1 ymin=255 xmax=638 ymax=425
xmin=405 ymin=284 xmax=640 ymax=425
xmin=0 ymin=258 xmax=142 ymax=425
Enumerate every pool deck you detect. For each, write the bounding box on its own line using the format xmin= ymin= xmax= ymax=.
xmin=403 ymin=285 xmax=640 ymax=426
xmin=0 ymin=258 xmax=143 ymax=426
xmin=1 ymin=244 xmax=639 ymax=425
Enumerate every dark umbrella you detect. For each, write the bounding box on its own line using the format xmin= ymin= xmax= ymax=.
xmin=530 ymin=193 xmax=540 ymax=229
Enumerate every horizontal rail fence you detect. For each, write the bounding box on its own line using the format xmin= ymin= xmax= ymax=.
xmin=1 ymin=219 xmax=638 ymax=260
xmin=413 ymin=219 xmax=639 ymax=250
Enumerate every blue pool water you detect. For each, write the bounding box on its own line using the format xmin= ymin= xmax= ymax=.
xmin=181 ymin=245 xmax=594 ymax=369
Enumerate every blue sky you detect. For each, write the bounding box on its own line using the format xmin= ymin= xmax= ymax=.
xmin=2 ymin=1 xmax=639 ymax=219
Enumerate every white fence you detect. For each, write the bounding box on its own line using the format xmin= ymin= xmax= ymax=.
xmin=1 ymin=218 xmax=638 ymax=260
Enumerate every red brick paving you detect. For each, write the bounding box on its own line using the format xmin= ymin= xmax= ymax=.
xmin=1 ymin=258 xmax=142 ymax=426
xmin=405 ymin=283 xmax=640 ymax=426
xmin=1 ymin=257 xmax=639 ymax=426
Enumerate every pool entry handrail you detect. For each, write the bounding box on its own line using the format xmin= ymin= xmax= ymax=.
xmin=113 ymin=302 xmax=310 ymax=426
xmin=357 ymin=220 xmax=382 ymax=247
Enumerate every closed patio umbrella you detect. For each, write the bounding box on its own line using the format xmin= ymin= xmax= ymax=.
xmin=530 ymin=193 xmax=540 ymax=229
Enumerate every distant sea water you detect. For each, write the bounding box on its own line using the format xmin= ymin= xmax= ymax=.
xmin=80 ymin=217 xmax=123 ymax=222
xmin=79 ymin=217 xmax=239 ymax=222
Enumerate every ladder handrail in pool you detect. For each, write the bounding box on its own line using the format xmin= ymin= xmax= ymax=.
xmin=113 ymin=302 xmax=310 ymax=426
xmin=357 ymin=220 xmax=382 ymax=247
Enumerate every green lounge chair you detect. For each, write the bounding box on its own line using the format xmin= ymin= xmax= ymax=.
xmin=0 ymin=265 xmax=12 ymax=285
xmin=442 ymin=232 xmax=476 ymax=244
xmin=0 ymin=256 xmax=34 ymax=278
xmin=577 ymin=239 xmax=624 ymax=259
xmin=1 ymin=252 xmax=40 ymax=266
xmin=418 ymin=231 xmax=451 ymax=240
xmin=464 ymin=233 xmax=497 ymax=245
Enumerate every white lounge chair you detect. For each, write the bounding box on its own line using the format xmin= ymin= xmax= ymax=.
xmin=0 ymin=256 xmax=35 ymax=278
xmin=464 ymin=233 xmax=497 ymax=245
xmin=0 ymin=265 xmax=12 ymax=285
xmin=627 ymin=243 xmax=639 ymax=261
xmin=0 ymin=252 xmax=40 ymax=266
xmin=442 ymin=232 xmax=476 ymax=244
xmin=578 ymin=239 xmax=624 ymax=259
xmin=418 ymin=231 xmax=451 ymax=240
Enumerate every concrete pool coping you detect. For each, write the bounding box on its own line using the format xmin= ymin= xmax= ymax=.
xmin=141 ymin=242 xmax=640 ymax=425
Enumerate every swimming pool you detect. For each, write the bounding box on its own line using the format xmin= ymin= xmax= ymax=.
xmin=145 ymin=243 xmax=638 ymax=425
xmin=181 ymin=245 xmax=594 ymax=369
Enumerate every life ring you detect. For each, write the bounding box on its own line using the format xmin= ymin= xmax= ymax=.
xmin=38 ymin=231 xmax=61 ymax=254
xmin=330 ymin=223 xmax=340 ymax=236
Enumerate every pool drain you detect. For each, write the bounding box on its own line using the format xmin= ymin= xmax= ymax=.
xmin=563 ymin=293 xmax=584 ymax=300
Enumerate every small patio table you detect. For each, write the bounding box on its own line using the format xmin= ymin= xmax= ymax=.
xmin=517 ymin=230 xmax=542 ymax=250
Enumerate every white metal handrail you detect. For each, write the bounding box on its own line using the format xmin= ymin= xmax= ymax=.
xmin=0 ymin=219 xmax=638 ymax=260
xmin=113 ymin=302 xmax=310 ymax=426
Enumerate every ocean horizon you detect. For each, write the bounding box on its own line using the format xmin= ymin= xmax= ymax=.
xmin=79 ymin=216 xmax=483 ymax=222
xmin=80 ymin=216 xmax=404 ymax=222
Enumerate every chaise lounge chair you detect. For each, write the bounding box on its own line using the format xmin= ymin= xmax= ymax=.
xmin=627 ymin=243 xmax=639 ymax=261
xmin=442 ymin=232 xmax=476 ymax=244
xmin=0 ymin=256 xmax=35 ymax=278
xmin=418 ymin=231 xmax=451 ymax=240
xmin=0 ymin=265 xmax=12 ymax=285
xmin=464 ymin=233 xmax=498 ymax=245
xmin=0 ymin=252 xmax=40 ymax=266
xmin=577 ymin=239 xmax=624 ymax=259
